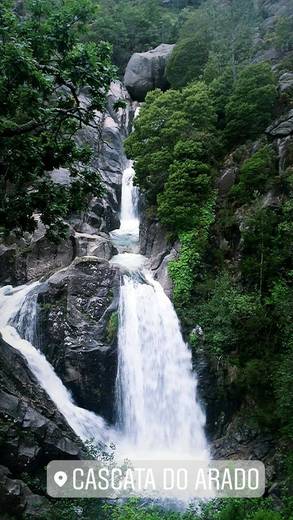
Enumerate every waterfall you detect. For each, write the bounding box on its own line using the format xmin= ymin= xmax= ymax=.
xmin=120 ymin=162 xmax=139 ymax=232
xmin=110 ymin=161 xmax=140 ymax=253
xmin=0 ymin=284 xmax=108 ymax=445
xmin=111 ymin=163 xmax=209 ymax=461
xmin=0 ymin=154 xmax=209 ymax=466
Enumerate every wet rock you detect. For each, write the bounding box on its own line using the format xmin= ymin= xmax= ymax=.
xmin=154 ymin=244 xmax=180 ymax=299
xmin=0 ymin=465 xmax=51 ymax=519
xmin=0 ymin=337 xmax=83 ymax=476
xmin=140 ymin=216 xmax=169 ymax=259
xmin=0 ymin=233 xmax=74 ymax=285
xmin=217 ymin=167 xmax=237 ymax=193
xmin=74 ymin=232 xmax=117 ymax=259
xmin=50 ymin=167 xmax=72 ymax=186
xmin=124 ymin=44 xmax=175 ymax=101
xmin=140 ymin=213 xmax=178 ymax=297
xmin=278 ymin=135 xmax=293 ymax=173
xmin=37 ymin=257 xmax=120 ymax=421
xmin=193 ymin=348 xmax=242 ymax=439
xmin=212 ymin=414 xmax=275 ymax=466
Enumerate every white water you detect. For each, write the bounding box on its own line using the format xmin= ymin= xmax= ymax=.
xmin=0 ymin=284 xmax=108 ymax=444
xmin=110 ymin=161 xmax=140 ymax=252
xmin=111 ymin=163 xmax=209 ymax=462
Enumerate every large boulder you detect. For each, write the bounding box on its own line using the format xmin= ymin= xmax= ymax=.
xmin=124 ymin=44 xmax=175 ymax=101
xmin=37 ymin=257 xmax=120 ymax=422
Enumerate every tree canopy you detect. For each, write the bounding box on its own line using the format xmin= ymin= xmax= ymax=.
xmin=0 ymin=0 xmax=116 ymax=239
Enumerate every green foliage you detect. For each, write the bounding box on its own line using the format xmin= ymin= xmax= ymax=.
xmin=166 ymin=0 xmax=258 ymax=88
xmin=125 ymin=81 xmax=218 ymax=206
xmin=240 ymin=203 xmax=292 ymax=295
xmin=230 ymin=145 xmax=277 ymax=204
xmin=102 ymin=498 xmax=288 ymax=520
xmin=249 ymin=512 xmax=282 ymax=520
xmin=166 ymin=35 xmax=209 ymax=88
xmin=0 ymin=0 xmax=115 ymax=239
xmin=274 ymin=15 xmax=293 ymax=53
xmin=157 ymin=161 xmax=213 ymax=233
xmin=276 ymin=346 xmax=293 ymax=439
xmin=126 ymin=82 xmax=219 ymax=313
xmin=190 ymin=272 xmax=262 ymax=356
xmin=224 ymin=64 xmax=278 ymax=145
xmin=169 ymin=195 xmax=216 ymax=311
xmin=105 ymin=312 xmax=119 ymax=344
xmin=86 ymin=0 xmax=178 ymax=73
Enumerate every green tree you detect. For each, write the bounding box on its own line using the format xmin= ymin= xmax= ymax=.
xmin=87 ymin=0 xmax=178 ymax=73
xmin=157 ymin=160 xmax=212 ymax=233
xmin=166 ymin=0 xmax=258 ymax=88
xmin=0 ymin=0 xmax=115 ymax=239
xmin=224 ymin=63 xmax=277 ymax=145
xmin=166 ymin=35 xmax=209 ymax=88
xmin=125 ymin=81 xmax=217 ymax=206
xmin=230 ymin=145 xmax=277 ymax=204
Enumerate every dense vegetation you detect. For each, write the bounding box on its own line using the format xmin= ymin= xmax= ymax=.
xmin=87 ymin=0 xmax=178 ymax=73
xmin=88 ymin=0 xmax=205 ymax=73
xmin=32 ymin=495 xmax=293 ymax=520
xmin=0 ymin=0 xmax=115 ymax=240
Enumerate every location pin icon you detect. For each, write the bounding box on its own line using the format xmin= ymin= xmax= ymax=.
xmin=54 ymin=471 xmax=68 ymax=487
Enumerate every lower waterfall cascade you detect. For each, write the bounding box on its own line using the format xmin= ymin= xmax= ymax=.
xmin=0 ymin=283 xmax=108 ymax=444
xmin=0 ymin=160 xmax=209 ymax=471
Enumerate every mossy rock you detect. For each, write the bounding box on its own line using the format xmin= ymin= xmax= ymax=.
xmin=105 ymin=312 xmax=119 ymax=344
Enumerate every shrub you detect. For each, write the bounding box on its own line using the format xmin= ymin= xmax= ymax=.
xmin=230 ymin=145 xmax=277 ymax=204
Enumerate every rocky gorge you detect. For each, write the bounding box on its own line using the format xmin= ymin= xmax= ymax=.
xmin=0 ymin=0 xmax=292 ymax=518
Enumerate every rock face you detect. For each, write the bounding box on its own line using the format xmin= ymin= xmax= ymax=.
xmin=140 ymin=212 xmax=179 ymax=298
xmin=266 ymin=109 xmax=293 ymax=137
xmin=0 ymin=234 xmax=75 ymax=286
xmin=253 ymin=0 xmax=293 ymax=64
xmin=0 ymin=337 xmax=83 ymax=471
xmin=37 ymin=257 xmax=120 ymax=422
xmin=75 ymin=82 xmax=133 ymax=233
xmin=0 ymin=465 xmax=51 ymax=519
xmin=0 ymin=81 xmax=132 ymax=285
xmin=279 ymin=72 xmax=293 ymax=95
xmin=124 ymin=44 xmax=175 ymax=101
xmin=0 ymin=336 xmax=83 ymax=516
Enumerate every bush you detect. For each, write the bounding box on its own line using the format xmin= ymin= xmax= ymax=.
xmin=230 ymin=145 xmax=277 ymax=204
xmin=190 ymin=272 xmax=262 ymax=356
